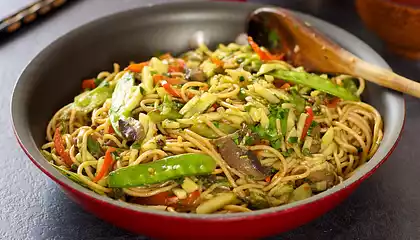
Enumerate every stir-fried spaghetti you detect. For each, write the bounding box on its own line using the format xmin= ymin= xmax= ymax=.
xmin=41 ymin=38 xmax=383 ymax=214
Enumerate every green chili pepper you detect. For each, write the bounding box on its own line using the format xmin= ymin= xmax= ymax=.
xmin=269 ymin=69 xmax=359 ymax=101
xmin=109 ymin=72 xmax=142 ymax=137
xmin=74 ymin=81 xmax=113 ymax=113
xmin=107 ymin=153 xmax=217 ymax=187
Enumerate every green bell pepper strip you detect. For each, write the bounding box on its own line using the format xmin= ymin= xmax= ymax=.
xmin=107 ymin=153 xmax=216 ymax=188
xmin=74 ymin=81 xmax=113 ymax=113
xmin=268 ymin=69 xmax=359 ymax=101
xmin=109 ymin=72 xmax=142 ymax=137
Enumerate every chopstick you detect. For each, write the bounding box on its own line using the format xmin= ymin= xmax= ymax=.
xmin=0 ymin=0 xmax=75 ymax=39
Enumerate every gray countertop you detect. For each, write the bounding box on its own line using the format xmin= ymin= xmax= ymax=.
xmin=1 ymin=0 xmax=420 ymax=239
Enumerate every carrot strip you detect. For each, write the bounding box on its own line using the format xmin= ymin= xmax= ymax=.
xmin=280 ymin=83 xmax=291 ymax=89
xmin=125 ymin=61 xmax=149 ymax=72
xmin=161 ymin=80 xmax=182 ymax=98
xmin=248 ymin=36 xmax=284 ymax=61
xmin=210 ymin=57 xmax=224 ymax=67
xmin=94 ymin=147 xmax=116 ymax=182
xmin=53 ymin=128 xmax=73 ymax=167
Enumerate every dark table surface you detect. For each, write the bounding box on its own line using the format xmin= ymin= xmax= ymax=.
xmin=1 ymin=0 xmax=420 ymax=239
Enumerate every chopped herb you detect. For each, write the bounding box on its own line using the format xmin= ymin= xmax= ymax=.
xmin=213 ymin=122 xmax=220 ymax=128
xmin=94 ymin=78 xmax=103 ymax=87
xmin=150 ymin=70 xmax=158 ymax=75
xmin=236 ymin=57 xmax=245 ymax=63
xmin=302 ymin=148 xmax=312 ymax=156
xmin=283 ymin=148 xmax=294 ymax=157
xmin=87 ymin=136 xmax=103 ymax=158
xmin=244 ymin=105 xmax=252 ymax=111
xmin=131 ymin=142 xmax=141 ymax=149
xmin=101 ymin=81 xmax=110 ymax=87
xmin=111 ymin=151 xmax=121 ymax=161
xmin=139 ymin=86 xmax=146 ymax=95
xmin=357 ymin=147 xmax=363 ymax=153
xmin=271 ymin=139 xmax=281 ymax=149
xmin=271 ymin=168 xmax=278 ymax=174
xmin=238 ymin=88 xmax=247 ymax=100
xmin=244 ymin=135 xmax=255 ymax=145
xmin=71 ymin=163 xmax=78 ymax=171
xmin=307 ymin=121 xmax=318 ymax=136
xmin=232 ymin=134 xmax=240 ymax=145
xmin=174 ymin=177 xmax=185 ymax=185
xmin=288 ymin=137 xmax=298 ymax=143
xmin=239 ymin=76 xmax=245 ymax=82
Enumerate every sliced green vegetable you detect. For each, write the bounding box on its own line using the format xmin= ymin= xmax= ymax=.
xmin=74 ymin=81 xmax=113 ymax=113
xmin=181 ymin=177 xmax=199 ymax=193
xmin=280 ymin=109 xmax=289 ymax=136
xmin=248 ymin=190 xmax=270 ymax=209
xmin=149 ymin=57 xmax=168 ymax=74
xmin=109 ymin=72 xmax=142 ymax=137
xmin=256 ymin=63 xmax=287 ymax=76
xmin=269 ymin=69 xmax=359 ymax=101
xmin=291 ymin=90 xmax=306 ymax=113
xmin=190 ymin=123 xmax=236 ymax=138
xmin=288 ymin=183 xmax=313 ymax=203
xmin=253 ymin=82 xmax=280 ymax=104
xmin=196 ymin=193 xmax=237 ymax=214
xmin=179 ymin=95 xmax=200 ymax=115
xmin=148 ymin=109 xmax=182 ymax=123
xmin=182 ymin=93 xmax=217 ymax=118
xmin=142 ymin=66 xmax=154 ymax=93
xmin=342 ymin=78 xmax=358 ymax=95
xmin=108 ymin=153 xmax=216 ymax=187
xmin=321 ymin=127 xmax=334 ymax=150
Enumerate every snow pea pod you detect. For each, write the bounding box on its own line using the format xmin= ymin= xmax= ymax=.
xmin=269 ymin=69 xmax=359 ymax=101
xmin=108 ymin=153 xmax=216 ymax=188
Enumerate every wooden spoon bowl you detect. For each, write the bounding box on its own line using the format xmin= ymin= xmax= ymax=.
xmin=247 ymin=7 xmax=420 ymax=98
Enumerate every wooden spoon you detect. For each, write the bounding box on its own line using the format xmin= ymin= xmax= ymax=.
xmin=247 ymin=7 xmax=420 ymax=98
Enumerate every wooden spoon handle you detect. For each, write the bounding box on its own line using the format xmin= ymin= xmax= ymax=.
xmin=353 ymin=60 xmax=420 ymax=98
